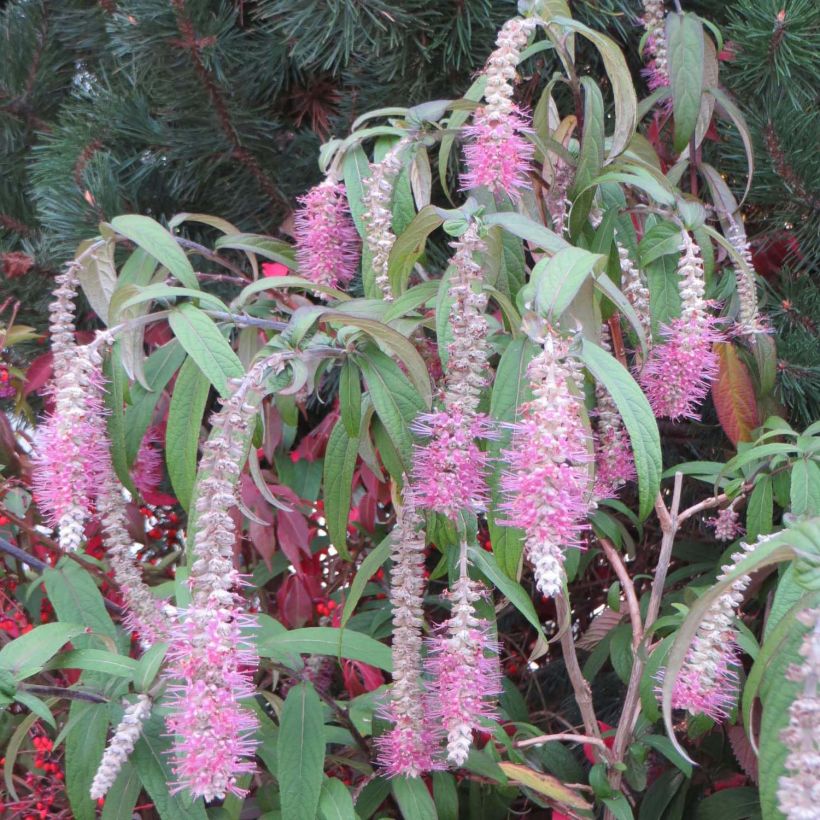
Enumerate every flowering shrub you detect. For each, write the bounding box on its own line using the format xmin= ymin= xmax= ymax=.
xmin=1 ymin=2 xmax=819 ymax=819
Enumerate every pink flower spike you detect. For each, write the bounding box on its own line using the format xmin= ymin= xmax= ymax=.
xmin=639 ymin=313 xmax=723 ymax=420
xmin=594 ymin=424 xmax=636 ymax=498
xmin=294 ymin=180 xmax=360 ymax=290
xmin=668 ymin=641 xmax=741 ymax=722
xmin=709 ymin=506 xmax=744 ymax=542
xmin=425 ymin=577 xmax=502 ymax=766
xmin=131 ymin=426 xmax=164 ymax=497
xmin=408 ymin=409 xmax=494 ymax=520
xmin=462 ymin=107 xmax=535 ymax=201
xmin=166 ymin=602 xmax=259 ymax=802
xmin=500 ymin=332 xmax=591 ymax=597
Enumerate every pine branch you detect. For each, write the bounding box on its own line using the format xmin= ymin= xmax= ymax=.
xmin=169 ymin=0 xmax=289 ymax=217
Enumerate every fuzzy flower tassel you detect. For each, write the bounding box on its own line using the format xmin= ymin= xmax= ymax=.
xmin=777 ymin=607 xmax=820 ymax=820
xmin=667 ymin=536 xmax=762 ymax=721
xmin=294 ymin=179 xmax=360 ymax=290
xmin=501 ymin=330 xmax=591 ymax=597
xmin=425 ymin=570 xmax=502 ymax=766
xmin=377 ymin=495 xmax=440 ymax=777
xmin=165 ymin=358 xmax=286 ymax=800
xmin=32 ymin=265 xmax=108 ymax=551
xmin=90 ymin=695 xmax=152 ymax=800
xmin=640 ymin=232 xmax=722 ymax=420
xmin=462 ymin=17 xmax=536 ymax=200
xmin=410 ymin=223 xmax=495 ymax=519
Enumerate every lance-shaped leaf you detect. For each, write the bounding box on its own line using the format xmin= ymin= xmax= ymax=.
xmin=111 ymin=215 xmax=198 ymax=290
xmin=667 ymin=13 xmax=705 ymax=153
xmin=580 ymin=339 xmax=662 ymax=520
xmin=569 ymin=77 xmax=605 ymax=236
xmin=712 ymin=343 xmax=760 ymax=445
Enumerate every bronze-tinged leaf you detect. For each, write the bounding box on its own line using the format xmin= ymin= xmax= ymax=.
xmin=497 ymin=763 xmax=593 ymax=811
xmin=712 ymin=342 xmax=760 ymax=445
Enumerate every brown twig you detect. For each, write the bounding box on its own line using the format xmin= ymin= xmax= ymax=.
xmin=554 ymin=595 xmax=604 ymax=750
xmin=598 ymin=538 xmax=642 ymax=650
xmin=514 ymin=732 xmax=608 ymax=750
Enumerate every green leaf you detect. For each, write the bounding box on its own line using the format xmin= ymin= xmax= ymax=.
xmin=487 ymin=337 xmax=539 ymax=577
xmin=134 ymin=642 xmax=168 ymax=694
xmin=392 ymin=777 xmax=438 ymax=820
xmin=318 ymin=778 xmax=357 ymax=820
xmin=580 ymin=340 xmax=662 ymax=519
xmin=706 ymin=86 xmax=755 ymax=204
xmin=432 ymin=772 xmax=459 ymax=820
xmin=213 ymin=233 xmax=297 ymax=269
xmin=357 ymin=347 xmax=426 ymax=472
xmin=168 ymin=303 xmax=244 ymax=397
xmin=323 ymin=313 xmax=431 ymax=407
xmin=166 ymin=356 xmax=210 ymax=510
xmin=43 ymin=559 xmax=119 ymax=643
xmin=48 ymin=648 xmax=137 ymax=678
xmin=101 ymin=761 xmax=142 ymax=820
xmin=258 ymin=626 xmax=392 ymax=672
xmin=341 ymin=536 xmax=391 ymax=628
xmin=112 ymin=283 xmax=228 ymax=317
xmin=0 ymin=622 xmax=86 ymax=680
xmin=483 ymin=212 xmax=569 ymax=254
xmin=124 ymin=340 xmax=187 ymax=463
xmin=235 ymin=275 xmax=350 ymax=306
xmin=339 ymin=360 xmax=362 ymax=438
xmin=604 ymin=793 xmax=635 ymax=820
xmin=66 ymin=701 xmax=110 ymax=820
xmin=387 ymin=205 xmax=443 ymax=295
xmin=550 ymin=17 xmax=637 ymax=159
xmin=104 ymin=344 xmax=137 ymax=494
xmin=14 ymin=690 xmax=55 ymax=726
xmin=791 ymin=459 xmax=820 ymax=517
xmin=667 ymin=13 xmax=705 ymax=153
xmin=111 ymin=215 xmax=198 ymax=290
xmin=746 ymin=476 xmax=773 ymax=541
xmin=530 ymin=247 xmax=606 ymax=318
xmin=469 ymin=547 xmax=546 ymax=642
xmin=323 ymin=419 xmax=359 ymax=561
xmin=132 ymin=710 xmax=207 ymax=819
xmin=278 ymin=683 xmax=326 ymax=820
xmin=569 ymin=77 xmax=605 ymax=236
xmin=76 ymin=239 xmax=117 ymax=324
xmin=641 ymin=734 xmax=693 ymax=778
xmin=694 ymin=787 xmax=761 ymax=820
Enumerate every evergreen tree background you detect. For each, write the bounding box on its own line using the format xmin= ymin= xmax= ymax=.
xmin=0 ymin=0 xmax=817 ymax=419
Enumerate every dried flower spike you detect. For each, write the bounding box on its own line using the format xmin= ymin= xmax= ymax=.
xmin=501 ymin=330 xmax=591 ymax=598
xmin=777 ymin=608 xmax=820 ymax=820
xmin=361 ymin=138 xmax=411 ymax=301
xmin=90 ymin=695 xmax=152 ymax=800
xmin=377 ymin=494 xmax=440 ymax=777
xmin=641 ymin=0 xmax=669 ymax=91
xmin=725 ymin=216 xmax=764 ymax=336
xmin=294 ymin=178 xmax=360 ymax=290
xmin=639 ymin=232 xmax=722 ymax=420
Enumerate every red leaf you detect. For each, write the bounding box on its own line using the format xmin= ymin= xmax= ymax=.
xmin=341 ymin=659 xmax=384 ymax=697
xmin=712 ymin=342 xmax=760 ymax=445
xmin=276 ymin=574 xmax=314 ymax=628
xmin=24 ymin=352 xmax=53 ymax=396
xmin=277 ymin=508 xmax=311 ymax=568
